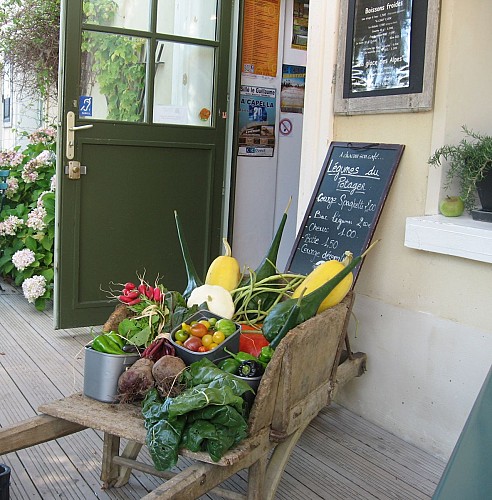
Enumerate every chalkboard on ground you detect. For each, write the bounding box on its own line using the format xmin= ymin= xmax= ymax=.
xmin=285 ymin=142 xmax=404 ymax=280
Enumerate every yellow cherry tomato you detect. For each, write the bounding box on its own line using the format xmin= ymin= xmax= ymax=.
xmin=199 ymin=319 xmax=211 ymax=329
xmin=181 ymin=322 xmax=192 ymax=333
xmin=208 ymin=342 xmax=219 ymax=350
xmin=201 ymin=334 xmax=214 ymax=347
xmin=212 ymin=331 xmax=225 ymax=344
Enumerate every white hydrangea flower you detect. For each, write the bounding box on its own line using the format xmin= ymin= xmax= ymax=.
xmin=12 ymin=248 xmax=36 ymax=271
xmin=0 ymin=150 xmax=24 ymax=167
xmin=21 ymin=162 xmax=39 ymax=183
xmin=5 ymin=177 xmax=19 ymax=199
xmin=22 ymin=275 xmax=47 ymax=303
xmin=35 ymin=150 xmax=54 ymax=165
xmin=37 ymin=191 xmax=50 ymax=208
xmin=50 ymin=174 xmax=56 ymax=192
xmin=0 ymin=215 xmax=24 ymax=236
xmin=27 ymin=206 xmax=47 ymax=231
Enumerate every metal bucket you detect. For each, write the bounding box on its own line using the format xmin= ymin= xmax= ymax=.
xmin=83 ymin=344 xmax=140 ymax=403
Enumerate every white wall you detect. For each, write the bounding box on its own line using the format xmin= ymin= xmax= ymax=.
xmin=300 ymin=0 xmax=492 ymax=460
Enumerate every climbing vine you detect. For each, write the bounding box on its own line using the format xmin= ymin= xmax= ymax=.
xmin=81 ymin=0 xmax=146 ymax=122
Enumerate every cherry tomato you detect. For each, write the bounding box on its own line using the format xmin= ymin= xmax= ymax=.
xmin=198 ymin=346 xmax=208 ymax=352
xmin=184 ymin=336 xmax=202 ymax=352
xmin=174 ymin=329 xmax=189 ymax=342
xmin=190 ymin=323 xmax=208 ymax=338
xmin=212 ymin=331 xmax=225 ymax=344
xmin=201 ymin=334 xmax=214 ymax=347
xmin=199 ymin=319 xmax=211 ymax=329
xmin=208 ymin=342 xmax=219 ymax=350
xmin=181 ymin=323 xmax=192 ymax=333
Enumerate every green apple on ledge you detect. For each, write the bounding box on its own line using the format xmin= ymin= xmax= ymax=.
xmin=439 ymin=196 xmax=465 ymax=217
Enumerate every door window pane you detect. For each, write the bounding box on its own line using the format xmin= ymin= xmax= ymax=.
xmin=83 ymin=0 xmax=151 ymax=31
xmin=80 ymin=31 xmax=147 ymax=122
xmin=157 ymin=0 xmax=217 ymax=40
xmin=153 ymin=42 xmax=215 ymax=126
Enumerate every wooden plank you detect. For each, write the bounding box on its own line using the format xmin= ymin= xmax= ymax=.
xmin=0 ymin=414 xmax=84 ymax=454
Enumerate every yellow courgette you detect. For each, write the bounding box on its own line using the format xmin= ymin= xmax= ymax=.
xmin=292 ymin=252 xmax=353 ymax=312
xmin=205 ymin=238 xmax=241 ymax=291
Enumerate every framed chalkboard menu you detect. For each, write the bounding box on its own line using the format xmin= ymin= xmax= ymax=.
xmin=334 ymin=0 xmax=440 ymax=114
xmin=285 ymin=142 xmax=404 ymax=279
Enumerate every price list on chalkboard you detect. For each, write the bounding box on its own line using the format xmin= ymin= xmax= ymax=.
xmin=286 ymin=142 xmax=404 ymax=279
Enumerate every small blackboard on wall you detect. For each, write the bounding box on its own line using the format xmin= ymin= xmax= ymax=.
xmin=285 ymin=142 xmax=404 ymax=280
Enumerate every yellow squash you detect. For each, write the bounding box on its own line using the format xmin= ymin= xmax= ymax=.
xmin=292 ymin=252 xmax=353 ymax=313
xmin=205 ymin=238 xmax=241 ymax=291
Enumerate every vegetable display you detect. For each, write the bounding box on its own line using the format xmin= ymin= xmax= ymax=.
xmin=91 ymin=210 xmax=381 ymax=471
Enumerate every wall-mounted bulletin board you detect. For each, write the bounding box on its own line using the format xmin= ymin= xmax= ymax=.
xmin=286 ymin=142 xmax=404 ymax=280
xmin=334 ymin=0 xmax=440 ymax=114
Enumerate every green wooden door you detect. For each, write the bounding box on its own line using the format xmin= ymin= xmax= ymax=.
xmin=56 ymin=0 xmax=235 ymax=328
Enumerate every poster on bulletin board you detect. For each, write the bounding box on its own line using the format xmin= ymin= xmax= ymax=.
xmin=241 ymin=0 xmax=280 ymax=77
xmin=238 ymin=86 xmax=277 ymax=157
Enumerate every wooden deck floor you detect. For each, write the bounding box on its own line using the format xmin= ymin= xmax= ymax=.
xmin=0 ymin=280 xmax=445 ymax=499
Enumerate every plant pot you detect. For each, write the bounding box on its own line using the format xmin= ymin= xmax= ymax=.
xmin=83 ymin=344 xmax=140 ymax=403
xmin=0 ymin=464 xmax=10 ymax=500
xmin=476 ymin=169 xmax=492 ymax=211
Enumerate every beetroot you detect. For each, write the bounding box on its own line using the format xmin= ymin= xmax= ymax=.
xmin=117 ymin=358 xmax=154 ymax=403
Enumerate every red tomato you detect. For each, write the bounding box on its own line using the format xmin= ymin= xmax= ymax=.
xmin=184 ymin=336 xmax=203 ymax=352
xmin=198 ymin=346 xmax=208 ymax=352
xmin=190 ymin=323 xmax=208 ymax=338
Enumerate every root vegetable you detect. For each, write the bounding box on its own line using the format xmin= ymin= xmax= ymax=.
xmin=117 ymin=358 xmax=154 ymax=403
xmin=152 ymin=355 xmax=186 ymax=398
xmin=103 ymin=303 xmax=132 ymax=333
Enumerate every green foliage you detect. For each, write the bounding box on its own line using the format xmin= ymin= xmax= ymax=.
xmin=82 ymin=0 xmax=146 ymax=122
xmin=0 ymin=0 xmax=60 ymax=99
xmin=0 ymin=128 xmax=56 ymax=310
xmin=428 ymin=126 xmax=492 ymax=212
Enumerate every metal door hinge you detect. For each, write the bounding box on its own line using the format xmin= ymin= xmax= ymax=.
xmin=64 ymin=161 xmax=87 ymax=180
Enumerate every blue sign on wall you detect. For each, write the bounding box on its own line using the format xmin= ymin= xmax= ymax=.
xmin=79 ymin=96 xmax=93 ymax=117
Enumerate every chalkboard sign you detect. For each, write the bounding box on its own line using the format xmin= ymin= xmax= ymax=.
xmin=343 ymin=0 xmax=428 ymax=99
xmin=285 ymin=142 xmax=404 ymax=280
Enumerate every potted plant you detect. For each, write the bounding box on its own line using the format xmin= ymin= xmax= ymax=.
xmin=428 ymin=126 xmax=492 ymax=213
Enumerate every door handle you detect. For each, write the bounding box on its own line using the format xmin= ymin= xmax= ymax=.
xmin=66 ymin=111 xmax=93 ymax=160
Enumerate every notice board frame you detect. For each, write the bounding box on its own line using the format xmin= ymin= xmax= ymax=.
xmin=285 ymin=141 xmax=404 ymax=281
xmin=334 ymin=0 xmax=440 ymax=115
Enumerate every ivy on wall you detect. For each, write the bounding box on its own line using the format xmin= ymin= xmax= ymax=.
xmin=82 ymin=0 xmax=146 ymax=122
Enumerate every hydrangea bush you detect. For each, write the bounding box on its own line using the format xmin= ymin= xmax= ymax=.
xmin=0 ymin=127 xmax=56 ymax=310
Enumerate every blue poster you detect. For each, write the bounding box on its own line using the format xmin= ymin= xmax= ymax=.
xmin=238 ymin=86 xmax=276 ymax=157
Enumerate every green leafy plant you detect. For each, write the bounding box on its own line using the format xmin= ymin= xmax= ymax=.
xmin=0 ymin=127 xmax=56 ymax=310
xmin=0 ymin=0 xmax=60 ymax=100
xmin=81 ymin=0 xmax=146 ymax=122
xmin=428 ymin=126 xmax=492 ymax=212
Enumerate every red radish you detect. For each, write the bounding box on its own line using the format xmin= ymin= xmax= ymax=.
xmin=124 ymin=282 xmax=136 ymax=291
xmin=153 ymin=287 xmax=162 ymax=301
xmin=138 ymin=283 xmax=147 ymax=295
xmin=128 ymin=298 xmax=141 ymax=306
xmin=119 ymin=295 xmax=133 ymax=303
xmin=145 ymin=286 xmax=154 ymax=299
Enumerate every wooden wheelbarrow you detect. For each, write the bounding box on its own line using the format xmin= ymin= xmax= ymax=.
xmin=0 ymin=294 xmax=366 ymax=499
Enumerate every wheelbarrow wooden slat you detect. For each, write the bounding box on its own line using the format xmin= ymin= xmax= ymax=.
xmin=0 ymin=293 xmax=367 ymax=499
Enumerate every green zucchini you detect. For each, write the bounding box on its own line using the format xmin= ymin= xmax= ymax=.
xmin=263 ymin=240 xmax=379 ymax=341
